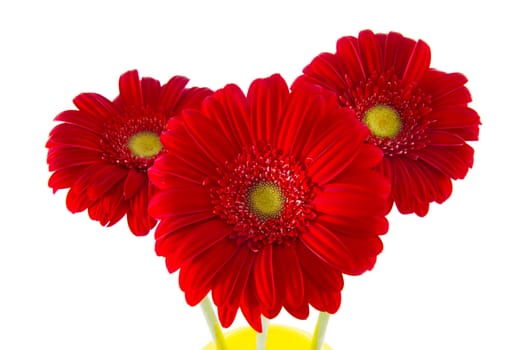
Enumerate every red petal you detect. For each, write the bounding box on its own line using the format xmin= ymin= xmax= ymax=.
xmin=216 ymin=249 xmax=261 ymax=329
xmin=301 ymin=225 xmax=383 ymax=275
xmin=174 ymin=87 xmax=213 ymax=114
xmin=248 ymin=74 xmax=289 ymax=143
xmin=141 ymin=77 xmax=161 ymax=108
xmin=305 ymin=116 xmax=369 ymax=185
xmin=87 ymin=188 xmax=127 ymax=227
xmin=276 ymin=85 xmax=323 ymax=157
xmin=225 ymin=252 xmax=256 ymax=318
xmin=64 ymin=164 xmax=125 ymax=216
xmin=158 ymin=75 xmax=190 ymax=113
xmin=202 ymin=84 xmax=253 ymax=148
xmin=253 ymin=245 xmax=276 ymax=309
xmin=73 ymin=93 xmax=118 ymax=119
xmin=182 ymin=110 xmax=237 ymax=166
xmin=383 ymin=32 xmax=405 ymax=74
xmin=47 ymin=123 xmax=102 ymax=151
xmin=295 ymin=52 xmax=346 ymax=93
xmin=217 ymin=304 xmax=239 ymax=329
xmin=154 ymin=127 xmax=215 ymax=186
xmin=123 ymin=169 xmax=148 ymax=199
xmin=158 ymin=219 xmax=231 ymax=271
xmin=388 ymin=157 xmax=452 ymax=216
xmin=154 ymin=211 xmax=216 ymax=240
xmin=179 ymin=240 xmax=238 ymax=305
xmin=432 ymin=86 xmax=472 ymax=107
xmin=118 ymin=70 xmax=143 ymax=107
xmin=85 ymin=165 xmax=128 ymax=200
xmin=303 ymin=270 xmax=341 ymax=314
xmin=241 ymin=279 xmax=263 ymax=332
xmin=333 ymin=144 xmax=384 ymax=177
xmin=53 ymin=110 xmax=104 ymax=134
xmin=427 ymin=107 xmax=480 ymax=141
xmin=358 ymin=30 xmax=383 ymax=76
xmin=211 ymin=248 xmax=254 ymax=307
xmin=422 ymin=70 xmax=469 ymax=101
xmin=59 ymin=164 xmax=125 ymax=210
xmin=317 ymin=214 xmax=389 ymax=237
xmin=300 ymin=225 xmax=360 ymax=275
xmin=284 ymin=302 xmax=309 ymax=321
xmin=126 ymin=185 xmax=156 ymax=236
xmin=149 ymin=185 xmax=213 ymax=220
xmin=391 ymin=35 xmax=417 ymax=79
xmin=418 ymin=143 xmax=474 ymax=179
xmin=296 ymin=242 xmax=343 ymax=292
xmin=426 ymin=129 xmax=466 ymax=146
xmin=336 ymin=36 xmax=366 ymax=84
xmin=402 ymin=39 xmax=431 ymax=84
xmin=314 ymin=180 xmax=388 ymax=217
xmin=274 ymin=245 xmax=304 ymax=309
xmin=65 ymin=182 xmax=91 ymax=213
xmin=47 ymin=147 xmax=101 ymax=171
xmin=338 ymin=235 xmax=383 ymax=274
xmin=149 ymin=154 xmax=207 ymax=188
xmin=48 ymin=166 xmax=85 ymax=192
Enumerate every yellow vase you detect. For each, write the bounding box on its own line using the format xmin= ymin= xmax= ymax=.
xmin=202 ymin=325 xmax=333 ymax=350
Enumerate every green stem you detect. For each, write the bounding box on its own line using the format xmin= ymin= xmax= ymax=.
xmin=310 ymin=312 xmax=330 ymax=350
xmin=200 ymin=296 xmax=228 ymax=350
xmin=256 ymin=316 xmax=269 ymax=350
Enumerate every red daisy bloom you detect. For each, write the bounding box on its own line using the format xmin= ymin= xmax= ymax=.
xmin=148 ymin=74 xmax=390 ymax=331
xmin=46 ymin=70 xmax=211 ymax=235
xmin=293 ymin=30 xmax=481 ymax=216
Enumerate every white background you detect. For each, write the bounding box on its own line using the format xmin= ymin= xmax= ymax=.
xmin=1 ymin=0 xmax=523 ymax=349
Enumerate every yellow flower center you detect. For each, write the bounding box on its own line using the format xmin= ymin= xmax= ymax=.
xmin=127 ymin=131 xmax=162 ymax=158
xmin=363 ymin=104 xmax=401 ymax=138
xmin=248 ymin=182 xmax=284 ymax=219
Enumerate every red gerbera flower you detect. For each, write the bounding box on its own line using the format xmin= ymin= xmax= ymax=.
xmin=148 ymin=74 xmax=390 ymax=331
xmin=46 ymin=70 xmax=211 ymax=235
xmin=293 ymin=30 xmax=481 ymax=216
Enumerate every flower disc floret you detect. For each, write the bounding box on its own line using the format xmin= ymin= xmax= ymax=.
xmin=210 ymin=144 xmax=316 ymax=251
